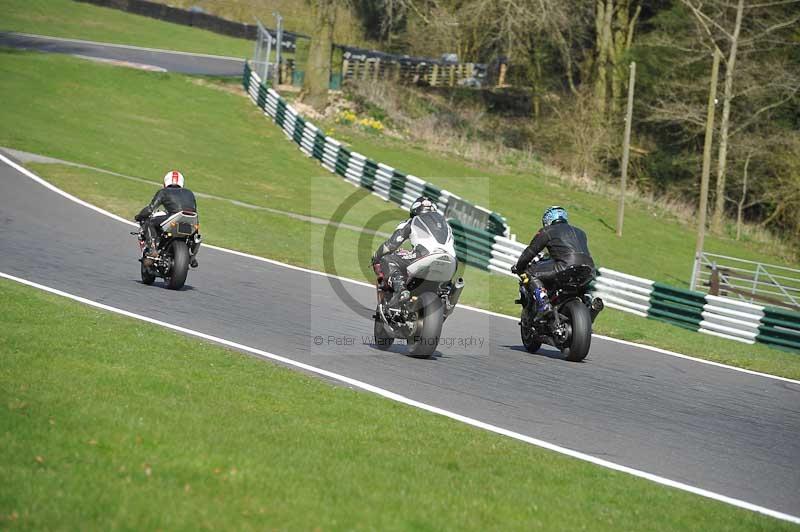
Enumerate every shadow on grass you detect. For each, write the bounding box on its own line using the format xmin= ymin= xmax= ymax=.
xmin=597 ymin=217 xmax=616 ymax=233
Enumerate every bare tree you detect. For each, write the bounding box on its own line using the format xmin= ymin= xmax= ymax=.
xmin=679 ymin=0 xmax=800 ymax=233
xmin=594 ymin=0 xmax=642 ymax=117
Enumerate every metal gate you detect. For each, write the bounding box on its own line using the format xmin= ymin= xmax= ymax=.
xmin=691 ymin=252 xmax=800 ymax=310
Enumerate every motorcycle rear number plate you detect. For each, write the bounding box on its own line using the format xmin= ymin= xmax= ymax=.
xmin=177 ymin=222 xmax=193 ymax=234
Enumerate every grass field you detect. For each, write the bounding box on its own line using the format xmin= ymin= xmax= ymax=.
xmin=1 ymin=277 xmax=796 ymax=530
xmin=2 ymin=47 xmax=798 ymax=378
xmin=0 ymin=0 xmax=253 ymax=57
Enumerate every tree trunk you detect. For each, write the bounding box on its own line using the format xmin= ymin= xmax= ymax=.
xmin=610 ymin=2 xmax=641 ymax=116
xmin=610 ymin=0 xmax=628 ymax=116
xmin=532 ymin=48 xmax=542 ymax=119
xmin=710 ymin=0 xmax=744 ymax=234
xmin=301 ymin=0 xmax=337 ymax=112
xmin=594 ymin=0 xmax=613 ymax=118
xmin=736 ymin=153 xmax=750 ymax=241
xmin=559 ymin=34 xmax=579 ymax=96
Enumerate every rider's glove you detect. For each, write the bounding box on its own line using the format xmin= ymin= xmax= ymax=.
xmin=510 ymin=265 xmax=518 ymax=275
xmin=134 ymin=214 xmax=145 ymax=222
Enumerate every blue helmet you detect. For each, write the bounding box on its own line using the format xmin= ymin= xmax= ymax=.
xmin=542 ymin=206 xmax=568 ymax=227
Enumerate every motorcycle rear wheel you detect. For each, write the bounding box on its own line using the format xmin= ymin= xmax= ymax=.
xmin=561 ymin=299 xmax=592 ymax=362
xmin=407 ymin=292 xmax=444 ymax=358
xmin=165 ymin=240 xmax=189 ymax=290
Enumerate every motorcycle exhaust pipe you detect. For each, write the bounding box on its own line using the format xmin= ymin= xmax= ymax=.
xmin=590 ymin=297 xmax=604 ymax=322
xmin=446 ymin=278 xmax=465 ymax=315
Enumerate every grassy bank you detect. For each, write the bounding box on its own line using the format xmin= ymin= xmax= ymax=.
xmin=1 ymin=278 xmax=795 ymax=530
xmin=0 ymin=0 xmax=252 ymax=57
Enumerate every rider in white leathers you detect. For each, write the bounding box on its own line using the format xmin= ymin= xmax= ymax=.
xmin=371 ymin=196 xmax=455 ymax=307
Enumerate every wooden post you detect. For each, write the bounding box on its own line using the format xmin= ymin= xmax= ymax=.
xmin=616 ymin=61 xmax=636 ymax=237
xmin=710 ymin=263 xmax=720 ymax=296
xmin=497 ymin=62 xmax=507 ymax=87
xmin=695 ymin=49 xmax=721 ymax=262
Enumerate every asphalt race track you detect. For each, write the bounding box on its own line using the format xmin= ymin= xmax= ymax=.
xmin=0 ymin=32 xmax=244 ymax=75
xmin=2 ymin=157 xmax=799 ymax=518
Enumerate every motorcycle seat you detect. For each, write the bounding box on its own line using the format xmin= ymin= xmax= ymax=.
xmin=554 ymin=264 xmax=595 ymax=290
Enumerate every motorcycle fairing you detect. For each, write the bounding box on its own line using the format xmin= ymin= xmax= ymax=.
xmin=409 ymin=213 xmax=456 ymax=258
xmin=159 ymin=211 xmax=198 ymax=236
xmin=406 ymin=252 xmax=457 ymax=282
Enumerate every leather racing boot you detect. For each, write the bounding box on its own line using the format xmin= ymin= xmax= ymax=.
xmin=533 ymin=286 xmax=553 ymax=319
xmin=387 ymin=273 xmax=410 ymax=308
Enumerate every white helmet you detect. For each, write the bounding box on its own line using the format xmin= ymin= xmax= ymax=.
xmin=163 ymin=170 xmax=184 ymax=188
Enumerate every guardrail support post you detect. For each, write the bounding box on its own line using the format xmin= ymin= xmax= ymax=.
xmin=710 ymin=263 xmax=720 ymax=296
xmin=690 ymin=252 xmax=701 ymax=291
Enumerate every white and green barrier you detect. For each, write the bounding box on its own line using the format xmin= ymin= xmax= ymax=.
xmin=242 ymin=62 xmax=800 ymax=353
xmin=242 ymin=63 xmax=508 ymax=238
xmin=591 ymin=270 xmax=799 ymax=351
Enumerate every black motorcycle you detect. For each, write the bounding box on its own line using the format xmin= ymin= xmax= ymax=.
xmin=133 ymin=211 xmax=201 ymax=290
xmin=515 ymin=254 xmax=604 ymax=362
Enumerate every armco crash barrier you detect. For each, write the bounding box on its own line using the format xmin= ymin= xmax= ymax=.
xmin=591 ymin=268 xmax=799 ymax=352
xmin=243 ymin=62 xmax=508 ymax=237
xmin=242 ymin=62 xmax=800 ymax=353
xmin=759 ymin=306 xmax=800 ymax=351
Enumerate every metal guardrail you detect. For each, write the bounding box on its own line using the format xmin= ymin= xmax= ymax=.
xmin=691 ymin=252 xmax=800 ymax=311
xmin=243 ymin=62 xmax=508 ymax=238
xmin=594 ymin=269 xmax=798 ymax=350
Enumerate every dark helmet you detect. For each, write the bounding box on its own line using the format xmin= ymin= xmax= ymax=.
xmin=542 ymin=205 xmax=568 ymax=227
xmin=409 ymin=196 xmax=438 ymax=217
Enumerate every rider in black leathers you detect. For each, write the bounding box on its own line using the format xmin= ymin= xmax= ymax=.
xmin=371 ymin=196 xmax=444 ymax=307
xmin=134 ymin=170 xmax=197 ymax=264
xmin=512 ymin=206 xmax=595 ymax=317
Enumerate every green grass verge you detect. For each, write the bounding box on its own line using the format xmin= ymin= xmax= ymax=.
xmin=0 ymin=278 xmax=795 ymax=530
xmin=0 ymin=0 xmax=253 ymax=57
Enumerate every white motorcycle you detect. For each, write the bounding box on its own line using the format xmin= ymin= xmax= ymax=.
xmin=373 ymin=215 xmax=465 ymax=358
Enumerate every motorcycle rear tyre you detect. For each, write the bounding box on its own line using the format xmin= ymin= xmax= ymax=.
xmin=562 ymin=299 xmax=592 ymax=362
xmin=407 ymin=292 xmax=443 ymax=359
xmin=165 ymin=240 xmax=189 ymax=290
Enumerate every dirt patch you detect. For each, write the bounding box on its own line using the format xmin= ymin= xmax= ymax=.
xmin=189 ymin=77 xmax=246 ymax=97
